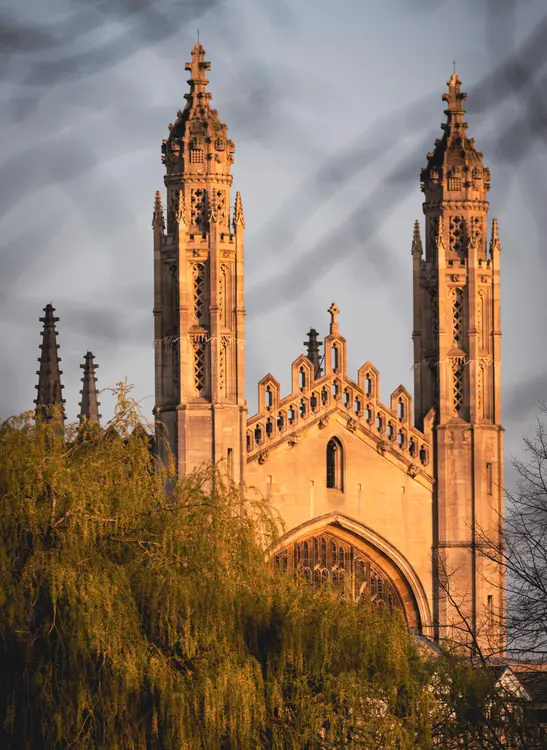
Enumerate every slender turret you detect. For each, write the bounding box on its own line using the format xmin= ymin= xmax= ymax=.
xmin=413 ymin=73 xmax=504 ymax=651
xmin=79 ymin=351 xmax=101 ymax=425
xmin=154 ymin=42 xmax=246 ymax=482
xmin=304 ymin=328 xmax=323 ymax=379
xmin=34 ymin=304 xmax=65 ymax=423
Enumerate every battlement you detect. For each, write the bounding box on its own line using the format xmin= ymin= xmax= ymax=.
xmin=247 ymin=315 xmax=434 ymax=479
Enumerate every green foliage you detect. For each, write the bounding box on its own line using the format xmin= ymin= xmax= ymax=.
xmin=0 ymin=385 xmax=543 ymax=748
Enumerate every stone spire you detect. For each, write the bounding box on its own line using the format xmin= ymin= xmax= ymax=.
xmin=233 ymin=191 xmax=245 ymax=228
xmin=152 ymin=190 xmax=165 ymax=231
xmin=304 ymin=328 xmax=323 ymax=379
xmin=79 ymin=351 xmax=101 ymax=425
xmin=411 ymin=219 xmax=423 ymax=257
xmin=489 ymin=217 xmax=501 ymax=255
xmin=34 ymin=304 xmax=65 ymax=423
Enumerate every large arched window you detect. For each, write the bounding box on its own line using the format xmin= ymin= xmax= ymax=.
xmin=273 ymin=531 xmax=402 ymax=611
xmin=326 ymin=437 xmax=344 ymax=491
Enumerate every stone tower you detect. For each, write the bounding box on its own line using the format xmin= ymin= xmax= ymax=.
xmin=413 ymin=74 xmax=504 ymax=648
xmin=35 ymin=303 xmax=66 ymax=424
xmin=153 ymin=43 xmax=246 ymax=481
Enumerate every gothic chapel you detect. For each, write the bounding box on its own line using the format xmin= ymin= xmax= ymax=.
xmin=35 ymin=43 xmax=504 ymax=650
xmin=151 ymin=43 xmax=505 ymax=648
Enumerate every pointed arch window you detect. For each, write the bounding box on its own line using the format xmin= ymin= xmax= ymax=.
xmin=326 ymin=437 xmax=344 ymax=491
xmin=452 ymin=288 xmax=465 ymax=346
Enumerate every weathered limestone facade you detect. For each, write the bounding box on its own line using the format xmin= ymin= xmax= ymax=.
xmin=153 ymin=48 xmax=505 ymax=650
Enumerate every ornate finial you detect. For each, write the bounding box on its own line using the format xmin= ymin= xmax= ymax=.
xmin=453 ymin=59 xmax=456 ymax=74
xmin=35 ymin=304 xmax=66 ymax=425
xmin=443 ymin=72 xmax=467 ymax=116
xmin=304 ymin=328 xmax=323 ymax=379
xmin=233 ymin=191 xmax=245 ymax=229
xmin=208 ymin=203 xmax=217 ymax=224
xmin=185 ymin=42 xmax=211 ymax=94
xmin=79 ymin=351 xmax=101 ymax=425
xmin=328 ymin=303 xmax=340 ymax=335
xmin=489 ymin=218 xmax=501 ymax=255
xmin=152 ymin=190 xmax=165 ymax=231
xmin=175 ymin=189 xmax=186 ymax=226
xmin=411 ymin=219 xmax=423 ymax=257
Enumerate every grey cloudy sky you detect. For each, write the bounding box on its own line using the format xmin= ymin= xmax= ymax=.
xmin=1 ymin=0 xmax=546 ymax=478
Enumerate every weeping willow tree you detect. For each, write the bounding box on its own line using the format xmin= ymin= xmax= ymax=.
xmin=0 ymin=384 xmax=542 ymax=749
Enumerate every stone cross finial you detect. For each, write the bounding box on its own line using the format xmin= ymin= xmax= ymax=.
xmin=328 ymin=303 xmax=340 ymax=334
xmin=185 ymin=42 xmax=211 ymax=93
xmin=443 ymin=72 xmax=467 ymax=113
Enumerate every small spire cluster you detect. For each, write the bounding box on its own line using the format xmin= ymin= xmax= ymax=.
xmin=34 ymin=305 xmax=102 ymax=428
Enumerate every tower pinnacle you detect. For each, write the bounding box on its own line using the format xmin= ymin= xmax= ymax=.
xmin=185 ymin=42 xmax=211 ymax=96
xmin=152 ymin=190 xmax=165 ymax=231
xmin=233 ymin=191 xmax=245 ymax=228
xmin=34 ymin=304 xmax=65 ymax=424
xmin=79 ymin=351 xmax=101 ymax=425
xmin=411 ymin=219 xmax=423 ymax=257
xmin=328 ymin=303 xmax=340 ymax=335
xmin=443 ymin=72 xmax=466 ymax=123
xmin=304 ymin=328 xmax=323 ymax=379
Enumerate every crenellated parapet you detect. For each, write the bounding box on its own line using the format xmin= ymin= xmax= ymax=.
xmin=247 ymin=305 xmax=434 ymax=478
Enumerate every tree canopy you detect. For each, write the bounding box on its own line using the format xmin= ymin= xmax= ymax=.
xmin=0 ymin=386 xmax=544 ymax=748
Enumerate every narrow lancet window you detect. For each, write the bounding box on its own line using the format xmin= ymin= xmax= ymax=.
xmin=326 ymin=437 xmax=344 ymax=491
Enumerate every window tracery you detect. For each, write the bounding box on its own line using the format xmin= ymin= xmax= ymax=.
xmin=219 ymin=341 xmax=226 ymax=397
xmin=274 ymin=531 xmax=401 ymax=609
xmin=428 ymin=288 xmax=438 ymax=334
xmin=192 ymin=263 xmax=206 ymax=323
xmin=192 ymin=340 xmax=206 ymax=393
xmin=428 ymin=215 xmax=439 ymax=257
xmin=214 ymin=189 xmax=227 ymax=226
xmin=190 ymin=188 xmax=207 ymax=227
xmin=477 ymin=362 xmax=483 ymax=419
xmin=449 ymin=215 xmax=465 ymax=256
xmin=218 ymin=265 xmax=228 ymax=327
xmin=470 ymin=215 xmax=483 ymax=253
xmin=451 ymin=357 xmax=465 ymax=415
xmin=452 ymin=288 xmax=465 ymax=347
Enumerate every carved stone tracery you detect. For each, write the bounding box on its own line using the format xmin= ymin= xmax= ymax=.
xmin=274 ymin=531 xmax=402 ymax=610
